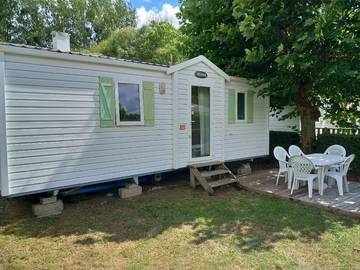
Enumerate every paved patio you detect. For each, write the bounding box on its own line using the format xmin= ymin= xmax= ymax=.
xmin=238 ymin=169 xmax=360 ymax=218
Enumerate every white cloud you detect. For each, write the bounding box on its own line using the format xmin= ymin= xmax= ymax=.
xmin=136 ymin=4 xmax=180 ymax=28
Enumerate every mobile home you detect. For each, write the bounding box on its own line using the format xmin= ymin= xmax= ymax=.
xmin=0 ymin=38 xmax=269 ymax=197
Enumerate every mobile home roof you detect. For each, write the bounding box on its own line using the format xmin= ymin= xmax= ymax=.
xmin=0 ymin=42 xmax=170 ymax=73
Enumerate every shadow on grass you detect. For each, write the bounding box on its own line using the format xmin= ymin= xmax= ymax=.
xmin=0 ymin=185 xmax=358 ymax=253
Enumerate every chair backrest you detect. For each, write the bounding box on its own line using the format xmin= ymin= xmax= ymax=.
xmin=273 ymin=146 xmax=289 ymax=161
xmin=289 ymin=156 xmax=315 ymax=179
xmin=288 ymin=145 xmax=304 ymax=157
xmin=324 ymin=144 xmax=346 ymax=157
xmin=340 ymin=154 xmax=355 ymax=175
xmin=273 ymin=146 xmax=289 ymax=170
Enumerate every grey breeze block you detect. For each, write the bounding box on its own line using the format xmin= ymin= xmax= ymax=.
xmin=118 ymin=184 xmax=142 ymax=199
xmin=32 ymin=199 xmax=64 ymax=218
xmin=237 ymin=163 xmax=252 ymax=176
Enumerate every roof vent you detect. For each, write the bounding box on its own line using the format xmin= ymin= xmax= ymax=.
xmin=51 ymin=31 xmax=70 ymax=52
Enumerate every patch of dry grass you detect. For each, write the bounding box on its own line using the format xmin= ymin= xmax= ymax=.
xmin=0 ymin=185 xmax=359 ymax=270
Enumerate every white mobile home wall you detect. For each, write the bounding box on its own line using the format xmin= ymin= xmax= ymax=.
xmin=225 ymin=78 xmax=269 ymax=161
xmin=172 ymin=61 xmax=226 ymax=168
xmin=2 ymin=52 xmax=173 ymax=196
xmin=0 ymin=46 xmax=270 ymax=196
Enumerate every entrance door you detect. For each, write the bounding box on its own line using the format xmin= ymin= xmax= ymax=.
xmin=191 ymin=86 xmax=210 ymax=159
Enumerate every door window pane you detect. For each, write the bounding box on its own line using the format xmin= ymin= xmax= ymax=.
xmin=191 ymin=86 xmax=210 ymax=158
xmin=237 ymin=92 xmax=245 ymax=120
xmin=118 ymin=83 xmax=141 ymax=122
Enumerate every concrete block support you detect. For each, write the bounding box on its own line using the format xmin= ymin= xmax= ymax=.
xmin=118 ymin=184 xmax=142 ymax=199
xmin=32 ymin=199 xmax=63 ymax=218
xmin=237 ymin=163 xmax=252 ymax=176
xmin=40 ymin=196 xmax=57 ymax=205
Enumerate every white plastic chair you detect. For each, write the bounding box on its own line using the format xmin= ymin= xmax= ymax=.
xmin=324 ymin=154 xmax=355 ymax=196
xmin=288 ymin=145 xmax=304 ymax=157
xmin=289 ymin=156 xmax=317 ymax=199
xmin=325 ymin=144 xmax=347 ymax=173
xmin=273 ymin=146 xmax=290 ymax=185
xmin=324 ymin=144 xmax=346 ymax=157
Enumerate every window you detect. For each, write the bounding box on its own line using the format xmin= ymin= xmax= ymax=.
xmin=116 ymin=82 xmax=143 ymax=125
xmin=236 ymin=92 xmax=246 ymax=120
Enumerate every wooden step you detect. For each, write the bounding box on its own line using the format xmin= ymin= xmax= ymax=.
xmin=209 ymin=178 xmax=238 ymax=188
xmin=201 ymin=169 xmax=229 ymax=178
xmin=189 ymin=160 xmax=223 ymax=168
xmin=189 ymin=161 xmax=238 ymax=194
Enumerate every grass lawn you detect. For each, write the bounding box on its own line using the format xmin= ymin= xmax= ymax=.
xmin=0 ymin=184 xmax=360 ymax=270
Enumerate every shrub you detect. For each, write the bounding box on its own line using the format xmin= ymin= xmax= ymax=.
xmin=314 ymin=134 xmax=360 ymax=174
xmin=269 ymin=131 xmax=300 ymax=159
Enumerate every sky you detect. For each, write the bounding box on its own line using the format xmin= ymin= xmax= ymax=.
xmin=130 ymin=0 xmax=180 ymax=28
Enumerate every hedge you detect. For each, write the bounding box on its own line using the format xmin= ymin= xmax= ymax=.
xmin=314 ymin=134 xmax=360 ymax=174
xmin=269 ymin=131 xmax=300 ymax=159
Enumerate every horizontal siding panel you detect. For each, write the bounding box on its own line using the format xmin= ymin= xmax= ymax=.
xmin=10 ymin=163 xmax=173 ymax=194
xmin=7 ymin=124 xmax=172 ymax=136
xmin=7 ymin=130 xmax=172 ymax=144
xmin=9 ymin=148 xmax=172 ymax=173
xmin=9 ymin=149 xmax=172 ymax=180
xmin=8 ymin=134 xmax=172 ymax=151
xmin=6 ymin=107 xmax=98 ymax=115
xmin=6 ymin=77 xmax=97 ymax=89
xmin=7 ymin=70 xmax=97 ymax=83
xmin=7 ymin=121 xmax=99 ymax=129
xmin=10 ymin=158 xmax=173 ymax=188
xmin=8 ymin=140 xmax=173 ymax=158
xmin=8 ymin=144 xmax=172 ymax=166
xmin=7 ymin=100 xmax=98 ymax=108
xmin=6 ymin=106 xmax=172 ymax=115
xmin=6 ymin=85 xmax=99 ymax=96
xmin=6 ymin=92 xmax=99 ymax=102
xmin=6 ymin=114 xmax=99 ymax=122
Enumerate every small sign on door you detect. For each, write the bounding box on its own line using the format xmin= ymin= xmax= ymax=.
xmin=179 ymin=123 xmax=187 ymax=130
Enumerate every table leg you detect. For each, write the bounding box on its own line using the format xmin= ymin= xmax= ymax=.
xmin=319 ymin=167 xmax=325 ymax=196
xmin=287 ymin=168 xmax=292 ymax=190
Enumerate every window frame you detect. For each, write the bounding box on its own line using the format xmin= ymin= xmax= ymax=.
xmin=235 ymin=90 xmax=247 ymax=122
xmin=115 ymin=80 xmax=144 ymax=126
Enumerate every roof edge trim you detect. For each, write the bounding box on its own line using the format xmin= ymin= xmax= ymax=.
xmin=167 ymin=55 xmax=230 ymax=81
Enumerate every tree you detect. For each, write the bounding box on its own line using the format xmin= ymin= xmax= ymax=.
xmin=0 ymin=0 xmax=136 ymax=49
xmin=179 ymin=0 xmax=360 ymax=152
xmin=92 ymin=22 xmax=186 ymax=65
xmin=178 ymin=0 xmax=251 ymax=76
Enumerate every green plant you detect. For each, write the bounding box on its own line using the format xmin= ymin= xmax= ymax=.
xmin=269 ymin=131 xmax=300 ymax=159
xmin=314 ymin=134 xmax=360 ymax=174
xmin=179 ymin=0 xmax=360 ymax=152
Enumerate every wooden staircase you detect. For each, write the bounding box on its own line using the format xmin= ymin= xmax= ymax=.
xmin=189 ymin=161 xmax=240 ymax=195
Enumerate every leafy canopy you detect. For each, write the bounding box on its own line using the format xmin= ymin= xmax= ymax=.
xmin=233 ymin=0 xmax=360 ymax=128
xmin=0 ymin=0 xmax=136 ymax=49
xmin=179 ymin=0 xmax=360 ymax=128
xmin=92 ymin=22 xmax=186 ymax=65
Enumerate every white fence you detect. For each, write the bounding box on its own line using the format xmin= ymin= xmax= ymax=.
xmin=316 ymin=128 xmax=360 ymax=137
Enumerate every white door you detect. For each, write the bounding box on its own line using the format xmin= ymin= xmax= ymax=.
xmin=191 ymin=86 xmax=211 ymax=159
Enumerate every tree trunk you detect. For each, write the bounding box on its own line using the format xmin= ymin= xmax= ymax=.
xmin=299 ymin=107 xmax=316 ymax=154
xmin=295 ymin=81 xmax=320 ymax=154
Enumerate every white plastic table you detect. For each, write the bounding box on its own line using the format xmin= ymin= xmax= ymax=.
xmin=305 ymin=153 xmax=345 ymax=195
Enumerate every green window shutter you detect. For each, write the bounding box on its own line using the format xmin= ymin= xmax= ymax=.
xmin=143 ymin=81 xmax=155 ymax=127
xmin=247 ymin=90 xmax=255 ymax=123
xmin=98 ymin=76 xmax=115 ymax=128
xmin=228 ymin=89 xmax=236 ymax=124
